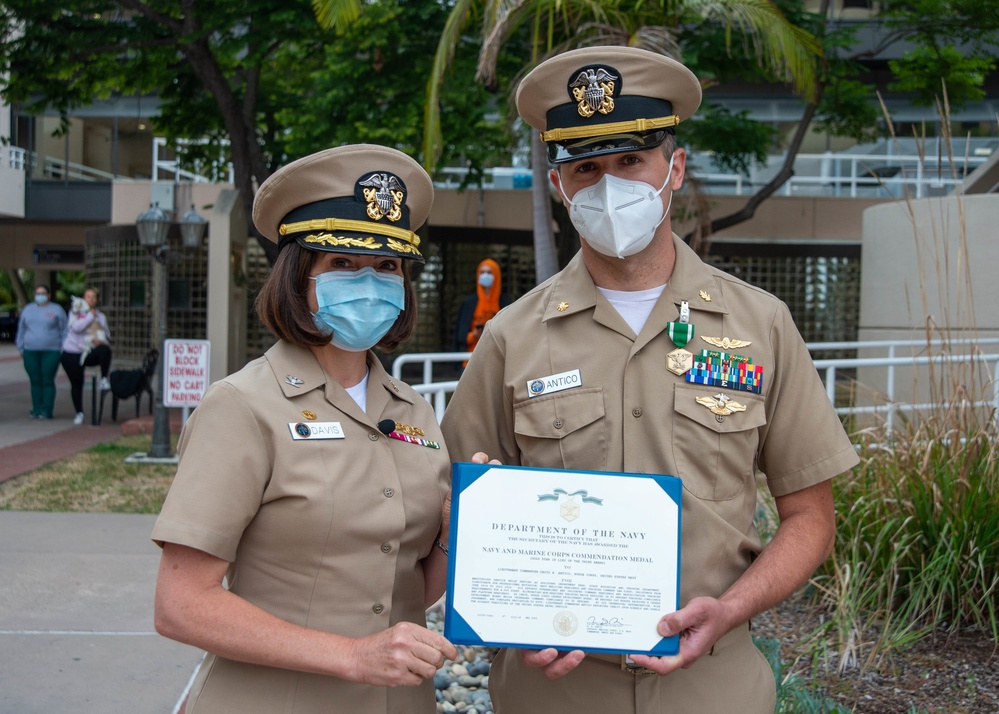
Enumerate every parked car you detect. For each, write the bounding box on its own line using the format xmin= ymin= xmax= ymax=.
xmin=0 ymin=303 xmax=18 ymax=342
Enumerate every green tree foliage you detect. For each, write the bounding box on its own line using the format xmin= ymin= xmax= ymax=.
xmin=0 ymin=0 xmax=515 ymax=261
xmin=279 ymin=0 xmax=519 ymax=183
xmin=889 ymin=47 xmax=997 ymax=108
xmin=0 ymin=0 xmax=327 ymax=260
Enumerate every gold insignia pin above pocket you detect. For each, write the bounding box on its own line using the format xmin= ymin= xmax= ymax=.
xmin=701 ymin=336 xmax=751 ymax=350
xmin=301 ymin=410 xmax=317 ymax=420
xmin=377 ymin=419 xmax=440 ymax=448
xmin=695 ymin=394 xmax=747 ymax=416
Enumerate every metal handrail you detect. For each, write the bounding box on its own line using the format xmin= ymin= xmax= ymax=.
xmin=429 ymin=150 xmax=991 ymax=197
xmin=393 ymin=340 xmax=999 ymax=428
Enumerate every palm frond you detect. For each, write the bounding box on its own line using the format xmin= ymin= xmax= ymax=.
xmin=423 ymin=0 xmax=478 ymax=173
xmin=311 ymin=0 xmax=362 ymax=31
xmin=683 ymin=0 xmax=821 ymax=100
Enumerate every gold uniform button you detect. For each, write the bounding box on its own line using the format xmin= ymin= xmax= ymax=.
xmin=384 ymin=488 xmax=395 ymax=498
xmin=381 ymin=543 xmax=392 ymax=553
xmin=372 ymin=604 xmax=384 ymax=614
xmin=553 ymin=418 xmax=564 ymax=429
xmin=632 ymin=407 xmax=643 ymax=418
xmin=368 ymin=432 xmax=379 ymax=441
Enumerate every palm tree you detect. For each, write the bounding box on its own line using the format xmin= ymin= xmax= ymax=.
xmin=314 ymin=0 xmax=822 ymax=282
xmin=447 ymin=0 xmax=823 ymax=280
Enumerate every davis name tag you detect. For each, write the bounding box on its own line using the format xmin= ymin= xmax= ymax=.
xmin=526 ymin=368 xmax=582 ymax=398
xmin=288 ymin=421 xmax=345 ymax=440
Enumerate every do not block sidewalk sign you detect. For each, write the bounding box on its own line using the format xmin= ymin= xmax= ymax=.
xmin=164 ymin=339 xmax=211 ymax=408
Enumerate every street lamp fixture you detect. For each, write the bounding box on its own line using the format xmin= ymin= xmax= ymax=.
xmin=136 ymin=203 xmax=171 ymax=252
xmin=179 ymin=204 xmax=208 ymax=249
xmin=135 ymin=202 xmax=207 ymax=461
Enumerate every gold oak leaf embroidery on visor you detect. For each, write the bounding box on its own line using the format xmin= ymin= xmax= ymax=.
xmin=302 ymin=234 xmax=383 ymax=250
xmin=386 ymin=237 xmax=421 ymax=255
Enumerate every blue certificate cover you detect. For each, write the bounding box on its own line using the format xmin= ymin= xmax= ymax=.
xmin=444 ymin=463 xmax=682 ymax=656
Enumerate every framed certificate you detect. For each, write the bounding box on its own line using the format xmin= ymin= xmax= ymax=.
xmin=444 ymin=463 xmax=682 ymax=656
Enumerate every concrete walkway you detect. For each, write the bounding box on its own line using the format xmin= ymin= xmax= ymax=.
xmin=0 ymin=342 xmax=201 ymax=713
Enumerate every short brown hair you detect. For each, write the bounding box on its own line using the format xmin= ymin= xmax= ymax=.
xmin=254 ymin=242 xmax=417 ymax=351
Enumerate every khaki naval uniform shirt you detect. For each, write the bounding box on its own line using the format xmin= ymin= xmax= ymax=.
xmin=440 ymin=236 xmax=859 ymax=714
xmin=152 ymin=340 xmax=450 ymax=714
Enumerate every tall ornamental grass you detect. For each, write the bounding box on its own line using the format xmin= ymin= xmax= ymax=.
xmin=808 ymin=92 xmax=998 ymax=673
xmin=817 ymin=418 xmax=999 ymax=671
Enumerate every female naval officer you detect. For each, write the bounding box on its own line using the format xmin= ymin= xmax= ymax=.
xmin=152 ymin=144 xmax=457 ymax=713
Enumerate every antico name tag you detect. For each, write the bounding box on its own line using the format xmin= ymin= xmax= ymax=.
xmin=526 ymin=368 xmax=582 ymax=398
xmin=288 ymin=421 xmax=345 ymax=440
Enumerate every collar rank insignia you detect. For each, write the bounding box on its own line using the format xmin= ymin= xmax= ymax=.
xmin=699 ymin=290 xmax=712 ymax=302
xmin=285 ymin=375 xmax=304 ymax=388
xmin=569 ymin=67 xmax=618 ymax=118
xmin=557 ymin=301 xmax=570 ymax=312
xmin=696 ymin=393 xmax=747 ymax=416
xmin=358 ymin=172 xmax=405 ymax=222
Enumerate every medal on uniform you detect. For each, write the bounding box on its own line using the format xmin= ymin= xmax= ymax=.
xmin=665 ymin=301 xmax=695 ymax=376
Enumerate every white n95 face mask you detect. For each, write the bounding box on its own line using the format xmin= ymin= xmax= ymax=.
xmin=558 ymin=153 xmax=675 ymax=259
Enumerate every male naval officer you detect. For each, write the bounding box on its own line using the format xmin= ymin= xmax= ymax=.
xmin=440 ymin=46 xmax=858 ymax=713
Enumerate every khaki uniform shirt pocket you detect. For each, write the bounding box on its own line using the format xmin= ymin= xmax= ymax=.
xmin=513 ymin=388 xmax=607 ymax=471
xmin=673 ymin=383 xmax=766 ymax=501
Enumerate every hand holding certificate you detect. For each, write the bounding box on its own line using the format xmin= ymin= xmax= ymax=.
xmin=444 ymin=463 xmax=682 ymax=656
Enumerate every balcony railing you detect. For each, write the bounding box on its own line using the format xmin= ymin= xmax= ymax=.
xmin=152 ymin=137 xmax=234 ymax=184
xmin=8 ymin=137 xmax=993 ymax=199
xmin=6 ymin=146 xmax=25 ymax=170
xmin=435 ymin=142 xmax=995 ymax=200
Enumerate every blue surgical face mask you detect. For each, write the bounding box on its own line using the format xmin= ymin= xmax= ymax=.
xmin=478 ymin=272 xmax=495 ymax=289
xmin=310 ymin=266 xmax=405 ymax=352
xmin=34 ymin=293 xmax=49 ymax=305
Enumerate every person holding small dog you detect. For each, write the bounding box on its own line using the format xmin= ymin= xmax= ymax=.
xmin=60 ymin=287 xmax=113 ymax=425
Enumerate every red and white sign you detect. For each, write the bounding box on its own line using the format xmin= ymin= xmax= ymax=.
xmin=164 ymin=339 xmax=211 ymax=407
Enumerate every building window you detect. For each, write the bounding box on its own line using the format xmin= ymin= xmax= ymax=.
xmin=129 ymin=281 xmax=146 ymax=308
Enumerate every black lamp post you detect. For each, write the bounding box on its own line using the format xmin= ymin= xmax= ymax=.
xmin=136 ymin=202 xmax=207 ymax=460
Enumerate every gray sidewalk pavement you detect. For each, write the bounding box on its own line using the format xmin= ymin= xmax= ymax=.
xmin=0 ymin=513 xmax=203 ymax=713
xmin=0 ymin=342 xmax=202 ymax=712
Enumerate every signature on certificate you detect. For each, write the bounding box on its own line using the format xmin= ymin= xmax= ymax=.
xmin=587 ymin=615 xmax=627 ymax=628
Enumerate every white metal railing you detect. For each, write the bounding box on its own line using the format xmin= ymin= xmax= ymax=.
xmin=23 ymin=152 xmax=128 ymax=182
xmin=393 ymin=339 xmax=999 ymax=428
xmin=808 ymin=338 xmax=999 ymax=433
xmin=153 ymin=137 xmax=234 ymax=184
xmin=7 ymin=146 xmax=25 ymax=170
xmin=433 ymin=151 xmax=991 ymax=198
xmin=392 ymin=352 xmax=469 ymax=423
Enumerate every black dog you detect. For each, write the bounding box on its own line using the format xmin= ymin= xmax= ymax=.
xmin=107 ymin=349 xmax=158 ymax=421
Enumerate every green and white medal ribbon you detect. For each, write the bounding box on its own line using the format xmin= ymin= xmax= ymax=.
xmin=666 ymin=301 xmax=695 ymax=375
xmin=667 ymin=301 xmax=694 ymax=348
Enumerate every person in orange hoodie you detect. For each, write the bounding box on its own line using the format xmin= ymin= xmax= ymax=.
xmin=452 ymin=259 xmax=511 ymax=357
